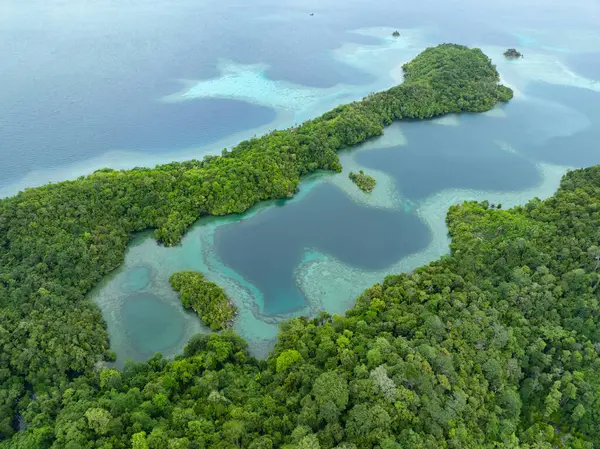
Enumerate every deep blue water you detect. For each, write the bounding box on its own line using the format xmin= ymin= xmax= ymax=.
xmin=0 ymin=0 xmax=379 ymax=188
xmin=215 ymin=183 xmax=430 ymax=314
xmin=0 ymin=98 xmax=275 ymax=184
xmin=356 ymin=117 xmax=541 ymax=201
xmin=356 ymin=82 xmax=600 ymax=201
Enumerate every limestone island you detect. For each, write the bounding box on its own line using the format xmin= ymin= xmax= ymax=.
xmin=349 ymin=170 xmax=376 ymax=193
xmin=392 ymin=30 xmax=400 ymax=37
xmin=503 ymin=48 xmax=523 ymax=58
xmin=169 ymin=271 xmax=237 ymax=330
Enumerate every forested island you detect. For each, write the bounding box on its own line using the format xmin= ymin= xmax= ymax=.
xmin=169 ymin=271 xmax=237 ymax=330
xmin=504 ymin=48 xmax=523 ymax=58
xmin=349 ymin=170 xmax=376 ymax=192
xmin=6 ymin=43 xmax=583 ymax=447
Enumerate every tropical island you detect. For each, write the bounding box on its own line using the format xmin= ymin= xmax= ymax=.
xmin=169 ymin=271 xmax=237 ymax=330
xmin=504 ymin=48 xmax=523 ymax=58
xmin=10 ymin=44 xmax=600 ymax=448
xmin=349 ymin=170 xmax=376 ymax=192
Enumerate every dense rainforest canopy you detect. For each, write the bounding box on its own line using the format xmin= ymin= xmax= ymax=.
xmin=169 ymin=271 xmax=237 ymax=331
xmin=0 ymin=44 xmax=520 ymax=446
xmin=5 ymin=165 xmax=600 ymax=449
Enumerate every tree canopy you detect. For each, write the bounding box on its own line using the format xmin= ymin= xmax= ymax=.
xmin=169 ymin=271 xmax=237 ymax=330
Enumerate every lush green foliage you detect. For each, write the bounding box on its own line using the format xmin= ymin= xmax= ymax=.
xmin=504 ymin=48 xmax=523 ymax=58
xmin=5 ymin=167 xmax=600 ymax=448
xmin=0 ymin=44 xmax=511 ymax=443
xmin=169 ymin=272 xmax=236 ymax=330
xmin=349 ymin=170 xmax=376 ymax=193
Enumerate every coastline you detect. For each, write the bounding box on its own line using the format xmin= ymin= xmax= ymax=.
xmin=293 ymin=161 xmax=570 ymax=319
xmin=0 ymin=26 xmax=430 ymax=198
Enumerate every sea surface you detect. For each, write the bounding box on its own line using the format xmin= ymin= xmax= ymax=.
xmin=3 ymin=0 xmax=600 ymax=364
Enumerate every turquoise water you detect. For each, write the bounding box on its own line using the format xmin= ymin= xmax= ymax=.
xmin=121 ymin=266 xmax=152 ymax=293
xmin=9 ymin=0 xmax=593 ymax=362
xmin=121 ymin=293 xmax=186 ymax=356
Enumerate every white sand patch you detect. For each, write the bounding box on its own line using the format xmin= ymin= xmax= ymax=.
xmin=494 ymin=140 xmax=518 ymax=154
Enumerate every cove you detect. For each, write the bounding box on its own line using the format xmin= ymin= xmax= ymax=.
xmin=88 ymin=83 xmax=591 ymax=364
xmin=91 ymin=245 xmax=206 ymax=366
xmin=90 ymin=178 xmax=431 ymax=364
xmin=214 ymin=182 xmax=430 ymax=315
xmin=355 ymin=82 xmax=597 ymax=202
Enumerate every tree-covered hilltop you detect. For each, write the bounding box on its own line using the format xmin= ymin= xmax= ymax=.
xmin=0 ymin=44 xmax=511 ymax=442
xmin=349 ymin=170 xmax=376 ymax=193
xmin=169 ymin=271 xmax=237 ymax=330
xmin=6 ymin=166 xmax=600 ymax=448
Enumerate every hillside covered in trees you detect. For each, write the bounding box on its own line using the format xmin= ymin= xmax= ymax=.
xmin=0 ymin=44 xmax=521 ymax=446
xmin=5 ymin=165 xmax=600 ymax=448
